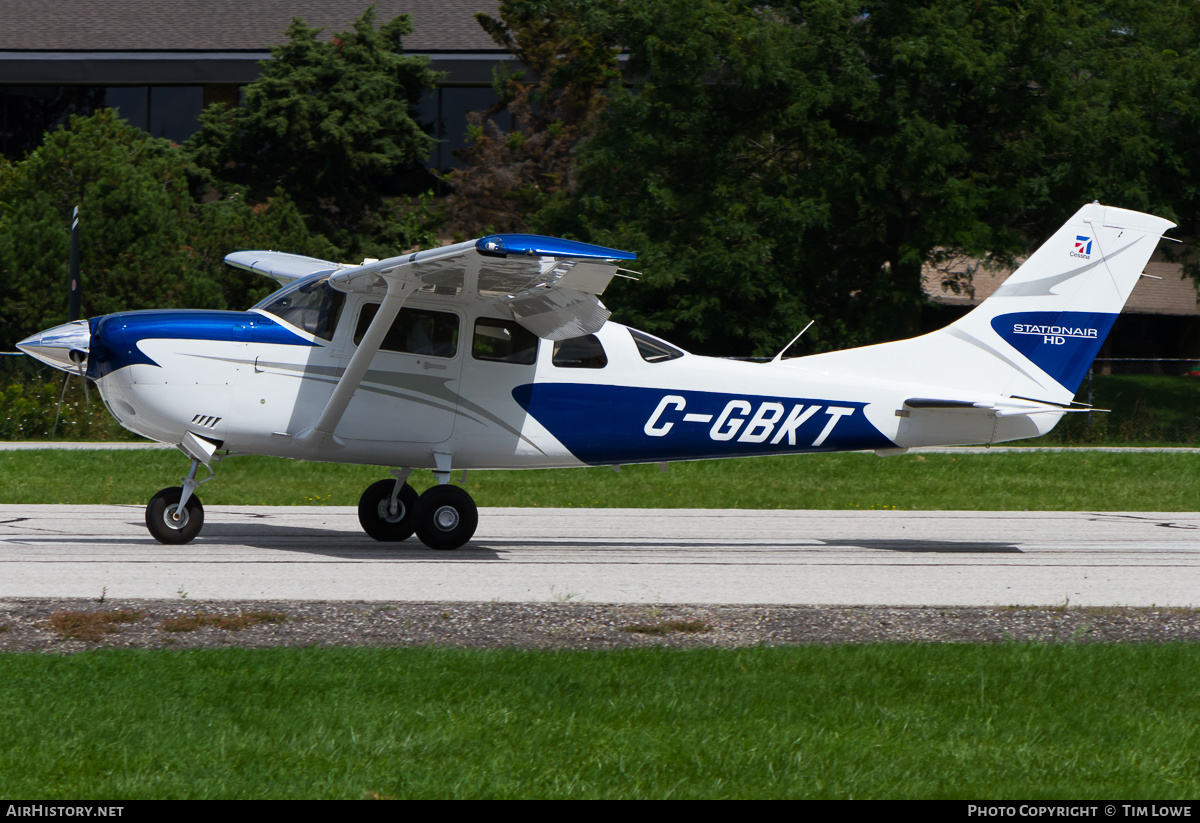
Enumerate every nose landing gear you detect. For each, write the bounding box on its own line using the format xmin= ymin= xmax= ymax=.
xmin=145 ymin=458 xmax=211 ymax=544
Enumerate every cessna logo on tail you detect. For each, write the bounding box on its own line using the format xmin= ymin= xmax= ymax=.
xmin=1071 ymin=235 xmax=1093 ymax=259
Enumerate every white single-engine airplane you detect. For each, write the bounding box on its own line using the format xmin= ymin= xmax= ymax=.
xmin=17 ymin=203 xmax=1174 ymax=548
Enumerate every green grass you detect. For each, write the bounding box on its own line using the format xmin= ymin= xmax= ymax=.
xmin=2 ymin=448 xmax=1199 ymax=510
xmin=0 ymin=644 xmax=1197 ymax=798
xmin=1036 ymin=374 xmax=1200 ymax=444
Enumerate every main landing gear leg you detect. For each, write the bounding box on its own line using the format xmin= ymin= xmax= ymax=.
xmin=146 ymin=458 xmax=211 ymax=545
xmin=414 ymin=454 xmax=478 ymax=551
xmin=357 ymin=457 xmax=478 ymax=550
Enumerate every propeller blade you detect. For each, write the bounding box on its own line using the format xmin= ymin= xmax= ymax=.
xmin=71 ymin=349 xmax=90 ymax=409
xmin=50 ymin=373 xmax=70 ymax=439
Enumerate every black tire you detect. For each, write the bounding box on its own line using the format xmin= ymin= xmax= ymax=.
xmin=414 ymin=485 xmax=478 ymax=550
xmin=358 ymin=479 xmax=419 ymax=541
xmin=145 ymin=486 xmax=204 ymax=545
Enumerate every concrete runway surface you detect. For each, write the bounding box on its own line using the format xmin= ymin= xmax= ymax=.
xmin=1 ymin=505 xmax=1198 ymax=607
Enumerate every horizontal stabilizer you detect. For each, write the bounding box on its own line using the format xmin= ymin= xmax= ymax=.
xmin=904 ymin=398 xmax=983 ymax=409
xmin=903 ymin=396 xmax=1081 ymax=419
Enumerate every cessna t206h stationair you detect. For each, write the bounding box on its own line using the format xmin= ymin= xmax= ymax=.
xmin=17 ymin=203 xmax=1174 ymax=548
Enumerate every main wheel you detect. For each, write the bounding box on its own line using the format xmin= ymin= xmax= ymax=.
xmin=413 ymin=485 xmax=478 ymax=550
xmin=146 ymin=487 xmax=204 ymax=545
xmin=358 ymin=479 xmax=419 ymax=541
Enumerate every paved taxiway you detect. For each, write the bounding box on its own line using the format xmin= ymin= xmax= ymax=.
xmin=1 ymin=505 xmax=1197 ymax=606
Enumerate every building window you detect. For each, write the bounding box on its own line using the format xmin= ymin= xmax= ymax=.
xmin=1 ymin=84 xmax=205 ymax=159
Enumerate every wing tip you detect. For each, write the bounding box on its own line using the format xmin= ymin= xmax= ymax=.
xmin=476 ymin=234 xmax=636 ymax=261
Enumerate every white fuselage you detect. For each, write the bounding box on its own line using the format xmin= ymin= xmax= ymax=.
xmin=89 ymin=288 xmax=1059 ymax=471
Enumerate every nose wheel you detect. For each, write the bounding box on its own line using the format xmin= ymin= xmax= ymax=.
xmin=146 ymin=487 xmax=205 ymax=545
xmin=145 ymin=457 xmax=212 ymax=544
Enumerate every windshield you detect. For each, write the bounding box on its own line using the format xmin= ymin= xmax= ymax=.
xmin=252 ymin=275 xmax=345 ymax=341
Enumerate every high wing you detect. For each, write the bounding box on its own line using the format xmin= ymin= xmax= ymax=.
xmin=227 ymin=234 xmax=636 ymax=341
xmin=224 ymin=251 xmax=342 ymax=287
xmin=329 ymin=233 xmax=635 ymax=341
xmin=225 ymin=234 xmax=636 ymax=448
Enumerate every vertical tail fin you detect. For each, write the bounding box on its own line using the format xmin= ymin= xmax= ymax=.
xmin=793 ymin=203 xmax=1175 ymax=406
xmin=946 ymin=203 xmax=1175 ymax=401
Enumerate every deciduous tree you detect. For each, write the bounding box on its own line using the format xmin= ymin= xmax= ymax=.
xmin=441 ymin=0 xmax=621 ymax=235
xmin=528 ymin=0 xmax=1200 ymax=355
xmin=0 ymin=111 xmax=328 ymax=348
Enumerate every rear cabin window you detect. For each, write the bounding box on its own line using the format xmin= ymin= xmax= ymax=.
xmin=472 ymin=318 xmax=538 ymax=365
xmin=552 ymin=334 xmax=607 ymax=368
xmin=255 ymin=276 xmax=345 ymax=341
xmin=354 ymin=303 xmax=459 ymax=358
xmin=629 ymin=329 xmax=685 ymax=363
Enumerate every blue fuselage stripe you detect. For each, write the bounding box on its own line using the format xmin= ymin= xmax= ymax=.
xmin=513 ymin=383 xmax=893 ymax=464
xmin=87 ymin=310 xmax=315 ymax=379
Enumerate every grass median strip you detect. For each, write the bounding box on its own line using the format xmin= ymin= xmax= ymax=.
xmin=0 ymin=643 xmax=1198 ymax=799
xmin=3 ymin=449 xmax=1200 ymax=510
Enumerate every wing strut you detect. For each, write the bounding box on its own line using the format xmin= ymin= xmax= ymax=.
xmin=297 ymin=277 xmax=418 ymax=448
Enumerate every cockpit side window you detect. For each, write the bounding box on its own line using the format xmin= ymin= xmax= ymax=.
xmin=552 ymin=334 xmax=608 ymax=368
xmin=629 ymin=329 xmax=685 ymax=363
xmin=473 ymin=318 xmax=538 ymax=364
xmin=254 ymin=276 xmax=345 ymax=341
xmin=354 ymin=303 xmax=460 ymax=358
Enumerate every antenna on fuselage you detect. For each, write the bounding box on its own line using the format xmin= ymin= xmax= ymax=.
xmin=770 ymin=320 xmax=814 ymax=364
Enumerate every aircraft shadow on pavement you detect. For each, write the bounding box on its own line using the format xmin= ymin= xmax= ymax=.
xmin=820 ymin=539 xmax=1023 ymax=553
xmin=194 ymin=528 xmax=1024 ymax=555
xmin=165 ymin=521 xmax=508 ymax=560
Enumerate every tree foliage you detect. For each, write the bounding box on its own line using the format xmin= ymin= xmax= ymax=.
xmin=1 ymin=8 xmax=448 ymax=349
xmin=187 ymin=8 xmax=441 ymax=256
xmin=441 ymin=1 xmax=621 ymax=235
xmin=516 ymin=0 xmax=1200 ymax=356
xmin=0 ymin=111 xmax=330 ymax=348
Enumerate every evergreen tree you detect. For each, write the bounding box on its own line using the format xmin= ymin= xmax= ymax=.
xmin=187 ymin=8 xmax=441 ymax=256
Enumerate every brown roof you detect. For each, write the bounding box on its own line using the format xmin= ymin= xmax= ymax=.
xmin=0 ymin=1 xmax=501 ymax=52
xmin=923 ymin=257 xmax=1200 ymax=316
